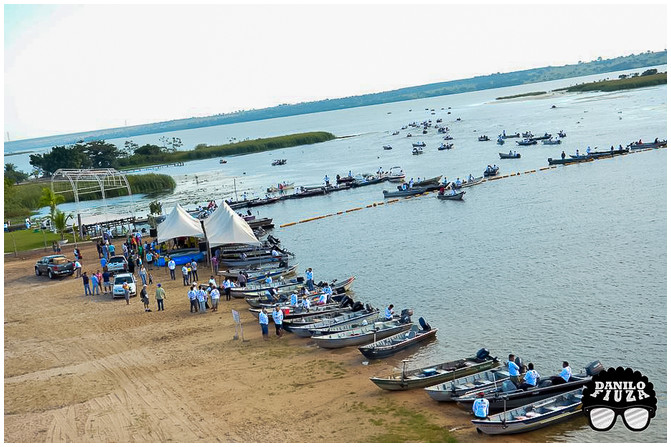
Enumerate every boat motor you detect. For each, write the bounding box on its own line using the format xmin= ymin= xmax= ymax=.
xmin=585 ymin=360 xmax=604 ymax=376
xmin=418 ymin=317 xmax=431 ymax=331
xmin=476 ymin=348 xmax=490 ymax=360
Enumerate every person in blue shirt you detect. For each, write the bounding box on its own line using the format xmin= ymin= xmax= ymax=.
xmin=305 ymin=268 xmax=314 ymax=291
xmin=520 ymin=363 xmax=540 ymax=390
xmin=552 ymin=361 xmax=572 ymax=385
xmin=472 ymin=392 xmax=489 ymax=419
xmin=384 ymin=304 xmax=395 ymax=320
xmin=259 ymin=308 xmax=269 ymax=340
xmin=508 ymin=354 xmax=520 ymax=386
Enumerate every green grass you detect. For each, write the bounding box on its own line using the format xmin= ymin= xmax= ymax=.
xmin=495 ymin=91 xmax=546 ymax=100
xmin=557 ymin=72 xmax=667 ymax=93
xmin=4 ymin=229 xmax=66 ymax=253
xmin=352 ymin=400 xmax=458 ymax=443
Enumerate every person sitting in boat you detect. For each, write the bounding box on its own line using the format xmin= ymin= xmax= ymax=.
xmin=442 ymin=177 xmax=449 ymax=186
xmin=454 ymin=178 xmax=462 ymax=188
xmin=509 ymin=150 xmax=513 ymax=156
xmin=618 ymin=144 xmax=623 ymax=151
xmin=408 ymin=178 xmax=414 ymax=188
xmin=472 ymin=392 xmax=489 ymax=419
xmin=401 ymin=183 xmax=408 ymax=191
xmin=586 ymin=146 xmax=591 ymax=155
xmin=290 ymin=292 xmax=299 ymax=307
xmin=384 ymin=304 xmax=395 ymax=320
xmin=324 ymin=175 xmax=330 ymax=186
xmin=520 ymin=363 xmax=540 ymax=390
xmin=321 ymin=285 xmax=333 ymax=297
xmin=438 ymin=186 xmax=445 ymax=196
xmin=575 ymin=149 xmax=580 ymax=157
xmin=486 ymin=165 xmax=492 ymax=173
xmin=638 ymin=139 xmax=643 ymax=144
xmin=468 ymin=174 xmax=474 ymax=182
xmin=561 ymin=151 xmax=566 ymax=159
xmin=551 ymin=361 xmax=572 ymax=385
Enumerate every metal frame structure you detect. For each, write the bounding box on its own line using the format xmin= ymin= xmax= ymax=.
xmin=50 ymin=169 xmax=135 ymax=236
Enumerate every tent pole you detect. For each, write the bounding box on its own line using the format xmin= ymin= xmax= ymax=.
xmin=200 ymin=220 xmax=211 ymax=269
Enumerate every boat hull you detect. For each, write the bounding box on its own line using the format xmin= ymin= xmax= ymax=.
xmin=383 ymin=187 xmax=428 ymax=198
xmin=358 ymin=327 xmax=438 ymax=359
xmin=437 ymin=191 xmax=465 ymax=200
xmin=313 ymin=322 xmax=414 ymax=349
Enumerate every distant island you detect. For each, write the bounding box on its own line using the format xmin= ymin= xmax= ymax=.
xmin=5 ymin=50 xmax=666 ymax=152
xmin=560 ymin=70 xmax=666 ymax=92
xmin=496 ymin=91 xmax=547 ymax=100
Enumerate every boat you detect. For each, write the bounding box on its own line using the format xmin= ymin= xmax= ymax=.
xmin=358 ymin=318 xmax=437 ymax=359
xmin=336 ymin=175 xmax=356 ymax=184
xmin=351 ymin=174 xmax=387 ymax=187
xmin=230 ymin=277 xmax=304 ymax=298
xmin=424 ymin=365 xmax=511 ymax=402
xmin=392 ymin=131 xmax=399 ymax=135
xmin=548 ymin=147 xmax=630 ymax=165
xmin=412 ymin=142 xmax=426 ymax=147
xmin=312 ymin=319 xmax=414 ymax=349
xmin=500 ymin=133 xmax=520 ymax=139
xmin=383 ymin=145 xmax=392 ymax=150
xmin=438 ymin=143 xmax=453 ymax=150
xmin=585 ymin=147 xmax=629 ymax=157
xmin=437 ymin=191 xmax=465 ymax=200
xmin=415 ymin=176 xmax=442 ymax=187
xmin=412 ymin=147 xmax=423 ymax=155
xmin=288 ymin=307 xmax=380 ymax=338
xmin=478 ymin=136 xmax=490 ymax=142
xmin=454 ymin=360 xmax=603 ymax=413
xmin=458 ymin=176 xmax=484 ymax=188
xmin=370 ymin=349 xmax=500 ymax=391
xmin=499 ymin=152 xmax=521 ymax=159
xmin=530 ymin=133 xmax=552 ymax=141
xmin=557 ymin=131 xmax=567 ymax=138
xmin=249 ymin=302 xmax=342 ymax=321
xmin=497 ymin=137 xmax=505 ymax=145
xmin=220 ymin=264 xmax=298 ymax=282
xmin=219 ymin=159 xmax=227 ymax=164
xmin=386 ymin=166 xmax=406 ymax=183
xmin=443 ymin=135 xmax=454 ymax=140
xmin=271 ymin=159 xmax=287 ymax=166
xmin=628 ymin=140 xmax=667 ymax=150
xmin=516 ymin=139 xmax=537 ymax=146
xmin=483 ymin=167 xmax=499 ymax=177
xmin=266 ymin=182 xmax=294 ymax=193
xmin=382 ymin=187 xmax=427 ymax=198
xmin=542 ymin=138 xmax=561 ymax=145
xmin=522 ymin=132 xmax=533 ymax=138
xmin=471 ymin=389 xmax=585 ymax=435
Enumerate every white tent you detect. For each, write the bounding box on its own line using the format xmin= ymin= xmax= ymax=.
xmin=204 ymin=201 xmax=261 ymax=247
xmin=156 ymin=204 xmax=205 ymax=243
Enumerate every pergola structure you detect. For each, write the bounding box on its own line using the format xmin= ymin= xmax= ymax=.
xmin=50 ymin=169 xmax=135 ymax=237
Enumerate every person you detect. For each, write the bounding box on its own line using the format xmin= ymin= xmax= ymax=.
xmin=561 ymin=150 xmax=566 ymax=159
xmin=302 ymin=296 xmax=311 ymax=310
xmin=100 ymin=257 xmax=107 ymax=270
xmin=306 ymin=268 xmax=314 ymax=291
xmin=449 ymin=188 xmax=457 ymax=196
xmin=101 ymin=242 xmax=109 ymax=260
xmin=472 ymin=392 xmax=489 ymax=419
xmin=552 ymin=361 xmax=572 ymax=385
xmin=108 ymin=242 xmax=115 ymax=257
xmin=576 ymin=149 xmax=580 ymax=157
xmin=212 ymin=254 xmax=219 ymax=274
xmin=188 ymin=285 xmax=198 ymax=313
xmin=237 ymin=271 xmax=247 ymax=288
xmin=190 ymin=259 xmax=199 ymax=282
xmin=74 ymin=260 xmax=82 ymax=278
xmin=82 ymin=272 xmax=91 ymax=296
xmin=102 ymin=269 xmax=111 ymax=294
xmin=468 ymin=174 xmax=474 ymax=182
xmin=438 ymin=186 xmax=445 ymax=196
xmin=122 ymin=281 xmax=130 ymax=305
xmin=324 ymin=174 xmax=330 ymax=186
xmin=128 ymin=256 xmax=135 ymax=274
xmin=223 ymin=278 xmax=232 ymax=301
xmin=290 ymin=292 xmax=299 ymax=307
xmin=455 ymin=178 xmax=461 ymax=187
xmin=145 ymin=251 xmax=154 ymax=270
xmin=25 ymin=217 xmax=31 ymax=229
xmin=139 ymin=265 xmax=148 ymax=286
xmin=208 ymin=275 xmax=217 ymax=288
xmin=182 ymin=265 xmax=189 ymax=286
xmin=140 ymin=285 xmax=150 ymax=312
xmin=259 ymin=308 xmax=269 ymax=340
xmin=509 ymin=150 xmax=513 ymax=156
xmin=317 ymin=293 xmax=328 ymax=305
xmin=91 ymin=271 xmax=100 ymax=296
xmin=210 ymin=286 xmax=220 ymax=312
xmin=168 ymin=257 xmax=176 ymax=280
xmin=384 ymin=304 xmax=395 ymax=320
xmin=508 ymin=354 xmax=521 ymax=386
xmin=408 ymin=178 xmax=414 ymax=188
xmin=155 ymin=283 xmax=166 ymax=311
xmin=272 ymin=304 xmax=284 ymax=337
xmin=265 ymin=274 xmax=273 ymax=286
xmin=197 ymin=286 xmax=207 ymax=313
xmin=586 ymin=146 xmax=591 ymax=155
xmin=520 ymin=363 xmax=540 ymax=390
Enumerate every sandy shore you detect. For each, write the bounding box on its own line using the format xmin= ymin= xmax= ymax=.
xmin=5 ymin=242 xmax=528 ymax=443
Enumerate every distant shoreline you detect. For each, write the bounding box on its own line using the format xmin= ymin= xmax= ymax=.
xmin=4 ymin=52 xmax=666 ymax=152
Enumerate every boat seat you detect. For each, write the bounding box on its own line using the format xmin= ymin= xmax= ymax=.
xmin=407 ymin=331 xmax=416 ymax=338
xmin=476 ymin=380 xmax=492 ymax=385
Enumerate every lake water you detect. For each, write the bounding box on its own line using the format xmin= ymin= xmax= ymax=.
xmin=23 ymin=67 xmax=667 ymax=442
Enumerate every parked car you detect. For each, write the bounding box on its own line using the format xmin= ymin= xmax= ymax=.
xmin=35 ymin=255 xmax=75 ymax=279
xmin=107 ymin=255 xmax=128 ymax=274
xmin=112 ymin=273 xmax=137 ymax=299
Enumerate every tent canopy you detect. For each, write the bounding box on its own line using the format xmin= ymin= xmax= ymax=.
xmin=204 ymin=201 xmax=260 ymax=247
xmin=157 ymin=204 xmax=204 ymax=242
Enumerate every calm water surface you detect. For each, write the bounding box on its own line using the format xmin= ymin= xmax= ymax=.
xmin=31 ymin=68 xmax=666 ymax=442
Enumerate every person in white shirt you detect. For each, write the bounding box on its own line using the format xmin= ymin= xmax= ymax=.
xmin=197 ymin=286 xmax=207 ymax=313
xmin=259 ymin=308 xmax=269 ymax=340
xmin=223 ymin=278 xmax=232 ymax=301
xmin=188 ymin=286 xmax=198 ymax=313
xmin=472 ymin=392 xmax=489 ymax=419
xmin=168 ymin=258 xmax=176 ymax=280
xmin=302 ymin=297 xmax=311 ymax=310
xmin=521 ymin=363 xmax=540 ymax=390
xmin=290 ymin=292 xmax=298 ymax=307
xmin=272 ymin=305 xmax=284 ymax=337
xmin=552 ymin=361 xmax=572 ymax=385
xmin=318 ymin=294 xmax=328 ymax=305
xmin=209 ymin=286 xmax=220 ymax=312
xmin=208 ymin=276 xmax=217 ymax=288
xmin=508 ymin=354 xmax=521 ymax=386
xmin=384 ymin=304 xmax=394 ymax=320
xmin=182 ymin=265 xmax=189 ymax=286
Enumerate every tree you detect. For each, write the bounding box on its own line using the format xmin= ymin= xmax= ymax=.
xmin=122 ymin=140 xmax=139 ymax=157
xmin=641 ymin=68 xmax=658 ymax=76
xmin=134 ymin=144 xmax=163 ymax=157
xmin=38 ymin=187 xmax=65 ymax=219
xmin=52 ymin=210 xmax=73 ymax=241
xmin=29 ymin=145 xmax=90 ymax=176
xmin=159 ymin=136 xmax=183 ymax=152
xmin=149 ymin=200 xmax=163 ymax=215
xmin=4 ymin=163 xmax=30 ymax=184
xmin=83 ymin=141 xmax=122 ymax=168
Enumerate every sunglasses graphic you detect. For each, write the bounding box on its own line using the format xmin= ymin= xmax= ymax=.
xmin=585 ymin=406 xmax=654 ymax=432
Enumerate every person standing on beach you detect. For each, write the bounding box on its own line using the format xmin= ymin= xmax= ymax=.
xmin=91 ymin=272 xmax=100 ymax=296
xmin=259 ymin=308 xmax=269 ymax=340
xmin=155 ymin=283 xmax=166 ymax=311
xmin=188 ymin=285 xmax=198 ymax=313
xmin=190 ymin=259 xmax=199 ymax=282
xmin=182 ymin=265 xmax=189 ymax=286
xmin=140 ymin=285 xmax=150 ymax=312
xmin=168 ymin=258 xmax=176 ymax=280
xmin=96 ymin=240 xmax=103 ymax=259
xmin=223 ymin=278 xmax=232 ymax=301
xmin=237 ymin=271 xmax=246 ymax=289
xmin=102 ymin=269 xmax=111 ymax=294
xmin=139 ymin=265 xmax=148 ymax=286
xmin=122 ymin=281 xmax=130 ymax=305
xmin=82 ymin=272 xmax=91 ymax=296
xmin=74 ymin=260 xmax=82 ymax=278
xmin=210 ymin=286 xmax=220 ymax=312
xmin=272 ymin=305 xmax=284 ymax=337
xmin=197 ymin=286 xmax=206 ymax=313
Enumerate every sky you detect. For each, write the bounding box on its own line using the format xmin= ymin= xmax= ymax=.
xmin=3 ymin=2 xmax=668 ymax=141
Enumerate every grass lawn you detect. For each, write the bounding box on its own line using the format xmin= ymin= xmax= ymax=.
xmin=4 ymin=229 xmax=68 ymax=253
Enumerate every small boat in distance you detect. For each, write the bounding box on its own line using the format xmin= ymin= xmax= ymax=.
xmin=219 ymin=159 xmax=227 ymax=164
xmin=438 ymin=143 xmax=453 ymax=150
xmin=437 ymin=191 xmax=465 ymax=200
xmin=484 ymin=166 xmax=499 ymax=177
xmin=499 ymin=152 xmax=521 ymax=159
xmin=478 ymin=135 xmax=490 ymax=142
xmin=382 ymin=187 xmax=428 ymax=198
xmin=412 ymin=142 xmax=426 ymax=147
xmin=516 ymin=139 xmax=538 ymax=146
xmin=412 ymin=147 xmax=424 ymax=155
xmin=271 ymin=159 xmax=287 ymax=166
xmin=383 ymin=145 xmax=392 ymax=150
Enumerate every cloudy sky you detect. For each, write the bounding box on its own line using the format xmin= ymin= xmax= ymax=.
xmin=4 ymin=2 xmax=667 ymax=141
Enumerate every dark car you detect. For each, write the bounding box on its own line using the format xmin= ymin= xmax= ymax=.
xmin=35 ymin=255 xmax=75 ymax=279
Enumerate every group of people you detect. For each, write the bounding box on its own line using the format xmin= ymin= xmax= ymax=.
xmin=81 ymin=269 xmax=113 ymax=296
xmin=472 ymin=355 xmax=573 ymax=419
xmin=484 ymin=164 xmax=498 ymax=174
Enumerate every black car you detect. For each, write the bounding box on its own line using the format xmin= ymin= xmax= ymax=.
xmin=35 ymin=255 xmax=75 ymax=279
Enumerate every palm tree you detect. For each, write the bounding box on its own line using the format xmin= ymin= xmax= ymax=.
xmin=52 ymin=210 xmax=73 ymax=242
xmin=38 ymin=187 xmax=65 ymax=219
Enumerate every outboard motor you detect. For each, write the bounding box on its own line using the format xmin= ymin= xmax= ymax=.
xmin=351 ymin=301 xmax=364 ymax=312
xmin=476 ymin=348 xmax=490 ymax=360
xmin=365 ymin=303 xmax=373 ymax=312
xmin=585 ymin=360 xmax=604 ymax=376
xmin=339 ymin=296 xmax=354 ymax=308
xmin=418 ymin=317 xmax=431 ymax=331
xmin=399 ymin=309 xmax=413 ymax=324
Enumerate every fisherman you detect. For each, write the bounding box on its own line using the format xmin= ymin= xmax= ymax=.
xmin=552 ymin=361 xmax=572 ymax=385
xmin=472 ymin=392 xmax=489 ymax=419
xmin=468 ymin=174 xmax=474 ymax=182
xmin=561 ymin=151 xmax=566 ymax=159
xmin=384 ymin=304 xmax=395 ymax=320
xmin=508 ymin=354 xmax=521 ymax=386
xmin=408 ymin=178 xmax=414 ymax=188
xmin=520 ymin=363 xmax=540 ymax=390
xmin=324 ymin=174 xmax=330 ymax=186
